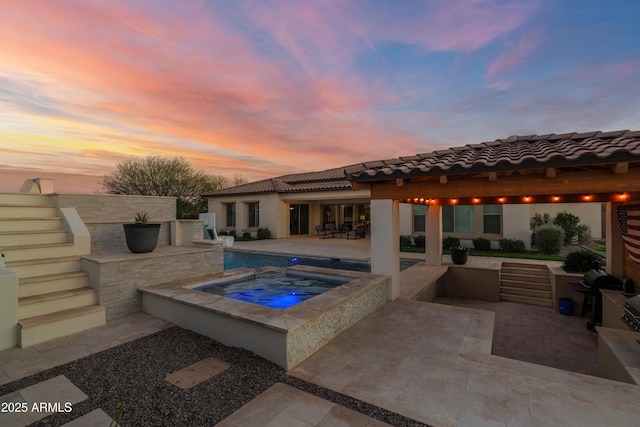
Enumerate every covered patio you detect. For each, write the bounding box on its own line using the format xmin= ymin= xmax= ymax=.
xmin=346 ymin=130 xmax=640 ymax=299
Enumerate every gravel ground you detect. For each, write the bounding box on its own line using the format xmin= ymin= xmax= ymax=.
xmin=0 ymin=327 xmax=429 ymax=427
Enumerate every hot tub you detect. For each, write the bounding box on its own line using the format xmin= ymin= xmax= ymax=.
xmin=194 ymin=269 xmax=351 ymax=309
xmin=140 ymin=265 xmax=389 ymax=370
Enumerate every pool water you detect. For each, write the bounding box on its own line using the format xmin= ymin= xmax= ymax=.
xmin=196 ymin=274 xmax=348 ymax=309
xmin=224 ymin=250 xmax=417 ymax=272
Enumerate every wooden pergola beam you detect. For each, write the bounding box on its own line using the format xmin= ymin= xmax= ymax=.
xmin=545 ymin=168 xmax=556 ymax=178
xmin=439 ymin=175 xmax=448 ymax=184
xmin=369 ymin=167 xmax=640 ymax=200
xmin=611 ymin=162 xmax=629 ymax=174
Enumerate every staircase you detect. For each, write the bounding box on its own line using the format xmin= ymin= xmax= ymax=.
xmin=0 ymin=193 xmax=106 ymax=347
xmin=499 ymin=262 xmax=553 ymax=307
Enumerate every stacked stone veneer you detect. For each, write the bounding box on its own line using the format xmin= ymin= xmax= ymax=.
xmin=286 ymin=272 xmax=389 ymax=368
xmin=83 ymin=245 xmax=223 ymax=320
xmin=54 ymin=194 xmax=176 ymax=252
xmin=52 ymin=193 xmax=224 ymax=320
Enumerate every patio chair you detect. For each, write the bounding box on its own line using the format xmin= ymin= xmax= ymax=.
xmin=315 ymin=225 xmax=329 ymax=239
xmin=324 ymin=223 xmax=337 ymax=238
xmin=346 ymin=224 xmax=367 ymax=240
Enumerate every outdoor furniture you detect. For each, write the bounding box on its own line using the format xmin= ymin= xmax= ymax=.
xmin=346 ymin=224 xmax=367 ymax=240
xmin=315 ymin=225 xmax=329 ymax=239
xmin=325 ymin=223 xmax=337 ymax=238
xmin=335 ymin=224 xmax=350 ymax=239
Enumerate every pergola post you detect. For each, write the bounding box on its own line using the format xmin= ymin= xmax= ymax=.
xmin=371 ymin=199 xmax=400 ymax=299
xmin=425 ymin=205 xmax=442 ymax=265
xmin=606 ymin=202 xmax=624 ymax=277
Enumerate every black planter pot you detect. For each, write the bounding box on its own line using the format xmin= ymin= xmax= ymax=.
xmin=123 ymin=223 xmax=161 ymax=253
xmin=450 ymin=247 xmax=469 ymax=265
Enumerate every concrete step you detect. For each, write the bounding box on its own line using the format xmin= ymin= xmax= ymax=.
xmin=500 ymin=286 xmax=552 ymax=299
xmin=5 ymin=256 xmax=83 ymax=280
xmin=0 ymin=217 xmax=63 ymax=232
xmin=500 ymin=294 xmax=554 ymax=308
xmin=18 ymin=305 xmax=106 ymax=347
xmin=18 ymin=271 xmax=90 ymax=298
xmin=0 ymin=193 xmax=53 ymax=206
xmin=0 ymin=229 xmax=69 ymax=246
xmin=499 ymin=279 xmax=551 ymax=292
xmin=501 ymin=267 xmax=549 ymax=278
xmin=500 ymin=273 xmax=550 ymax=285
xmin=502 ymin=262 xmax=548 ymax=270
xmin=0 ymin=205 xmax=58 ymax=218
xmin=0 ymin=242 xmax=82 ymax=262
xmin=18 ymin=287 xmax=97 ymax=319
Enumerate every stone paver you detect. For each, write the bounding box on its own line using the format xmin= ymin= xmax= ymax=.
xmin=165 ymin=357 xmax=230 ymax=389
xmin=215 ymin=383 xmax=391 ymax=427
xmin=61 ymin=408 xmax=117 ymax=427
xmin=0 ymin=375 xmax=87 ymax=427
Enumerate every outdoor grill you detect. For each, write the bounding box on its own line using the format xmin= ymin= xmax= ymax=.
xmin=570 ymin=265 xmax=623 ymax=331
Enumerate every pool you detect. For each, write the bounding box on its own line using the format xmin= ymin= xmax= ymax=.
xmin=224 ymin=250 xmax=417 ymax=272
xmin=195 ymin=270 xmax=350 ymax=309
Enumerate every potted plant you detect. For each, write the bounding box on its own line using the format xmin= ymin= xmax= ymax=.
xmin=123 ymin=212 xmax=161 ymax=253
xmin=449 ymin=246 xmax=469 ymax=265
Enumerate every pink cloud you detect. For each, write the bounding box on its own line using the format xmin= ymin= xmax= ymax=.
xmin=0 ymin=0 xmax=539 ymax=192
xmin=485 ymin=34 xmax=541 ymax=79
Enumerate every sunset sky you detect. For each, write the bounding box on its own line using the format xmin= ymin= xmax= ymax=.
xmin=1 ymin=0 xmax=639 ymax=193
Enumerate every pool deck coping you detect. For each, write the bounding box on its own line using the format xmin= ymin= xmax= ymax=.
xmin=139 ymin=265 xmax=388 ymax=333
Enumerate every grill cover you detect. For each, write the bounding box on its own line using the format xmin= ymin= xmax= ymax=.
xmin=583 ymin=269 xmax=623 ymax=290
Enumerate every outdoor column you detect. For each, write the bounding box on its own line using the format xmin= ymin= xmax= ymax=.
xmin=371 ymin=199 xmax=400 ymax=300
xmin=425 ymin=205 xmax=442 ymax=265
xmin=606 ymin=202 xmax=624 ymax=277
xmin=0 ymin=254 xmax=18 ymax=350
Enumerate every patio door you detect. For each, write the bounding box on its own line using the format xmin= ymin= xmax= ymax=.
xmin=289 ymin=204 xmax=309 ymax=235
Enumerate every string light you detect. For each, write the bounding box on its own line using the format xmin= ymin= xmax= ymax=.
xmin=553 ymin=196 xmax=560 ymax=202
xmin=498 ymin=197 xmax=505 ymax=203
xmin=584 ymin=194 xmax=591 ymax=201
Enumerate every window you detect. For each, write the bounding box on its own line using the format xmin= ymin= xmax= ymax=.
xmin=247 ymin=202 xmax=259 ymax=227
xmin=413 ymin=205 xmax=426 ymax=232
xmin=442 ymin=205 xmax=474 ymax=233
xmin=483 ymin=205 xmax=501 ymax=234
xmin=225 ymin=203 xmax=236 ymax=227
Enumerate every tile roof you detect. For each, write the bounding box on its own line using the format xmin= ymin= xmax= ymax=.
xmin=346 ymin=130 xmax=640 ymax=182
xmin=202 ymin=166 xmax=353 ymax=197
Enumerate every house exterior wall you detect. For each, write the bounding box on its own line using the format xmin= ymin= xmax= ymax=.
xmin=207 ymin=189 xmax=370 ymax=239
xmin=502 ymin=205 xmax=532 ymax=249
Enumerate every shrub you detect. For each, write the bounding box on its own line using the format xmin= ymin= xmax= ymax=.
xmin=576 ymin=224 xmax=592 ymax=245
xmin=242 ymin=232 xmax=252 ymax=239
xmin=400 ymin=235 xmax=411 ymax=247
xmin=413 ymin=235 xmax=426 ymax=248
xmin=443 ymin=236 xmax=460 ymax=250
xmin=499 ymin=238 xmax=526 ymax=253
xmin=531 ymin=213 xmax=550 ymax=229
xmin=564 ymin=249 xmax=603 ymax=273
xmin=257 ymin=227 xmax=271 ymax=239
xmin=472 ymin=237 xmax=491 ymax=251
xmin=554 ymin=211 xmax=580 ymax=244
xmin=535 ymin=224 xmax=565 ymax=254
